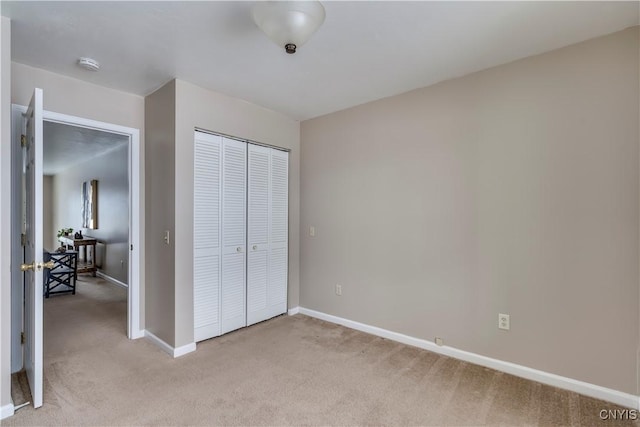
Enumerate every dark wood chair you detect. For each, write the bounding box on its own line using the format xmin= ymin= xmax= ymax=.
xmin=43 ymin=250 xmax=78 ymax=298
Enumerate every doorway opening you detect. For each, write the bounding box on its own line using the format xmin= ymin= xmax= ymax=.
xmin=10 ymin=103 xmax=142 ymax=408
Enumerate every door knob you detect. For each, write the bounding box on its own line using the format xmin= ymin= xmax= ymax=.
xmin=21 ymin=260 xmax=55 ymax=272
xmin=252 ymin=245 xmax=257 ymax=250
xmin=236 ymin=247 xmax=242 ymax=253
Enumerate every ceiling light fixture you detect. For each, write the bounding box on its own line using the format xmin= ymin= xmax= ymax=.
xmin=77 ymin=57 xmax=100 ymax=71
xmin=252 ymin=1 xmax=326 ymax=54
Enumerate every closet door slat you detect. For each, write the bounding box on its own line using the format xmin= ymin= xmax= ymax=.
xmin=247 ymin=145 xmax=271 ymax=325
xmin=193 ymin=131 xmax=222 ymax=342
xmin=268 ymin=149 xmax=289 ymax=316
xmin=220 ymin=137 xmax=247 ymax=335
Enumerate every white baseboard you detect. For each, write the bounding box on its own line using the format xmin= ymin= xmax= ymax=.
xmin=298 ymin=307 xmax=640 ymax=410
xmin=287 ymin=306 xmax=299 ymax=316
xmin=174 ymin=342 xmax=197 ymax=358
xmin=129 ymin=328 xmax=145 ymax=340
xmin=144 ymin=330 xmax=173 ymax=356
xmin=96 ymin=271 xmax=128 ymax=288
xmin=144 ymin=330 xmax=196 ymax=358
xmin=0 ymin=402 xmax=14 ymax=420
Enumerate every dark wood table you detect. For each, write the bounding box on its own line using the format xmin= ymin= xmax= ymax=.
xmin=58 ymin=235 xmax=97 ymax=276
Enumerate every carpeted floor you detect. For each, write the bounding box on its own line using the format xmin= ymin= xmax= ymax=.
xmin=5 ymin=276 xmax=638 ymax=426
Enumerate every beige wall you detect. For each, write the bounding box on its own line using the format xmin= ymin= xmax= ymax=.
xmin=144 ymin=80 xmax=176 ymax=346
xmin=173 ymin=79 xmax=300 ymax=347
xmin=12 ymin=63 xmax=144 ymax=131
xmin=300 ymin=27 xmax=639 ymax=395
xmin=0 ymin=16 xmax=12 ymax=413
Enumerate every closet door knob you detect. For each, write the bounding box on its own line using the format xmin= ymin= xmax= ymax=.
xmin=252 ymin=245 xmax=257 ymax=250
xmin=236 ymin=247 xmax=242 ymax=253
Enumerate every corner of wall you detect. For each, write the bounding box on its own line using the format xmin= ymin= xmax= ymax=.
xmin=637 ymin=23 xmax=640 ymax=398
xmin=144 ymin=80 xmax=177 ymax=347
xmin=637 ymin=344 xmax=640 ymax=396
xmin=0 ymin=15 xmax=12 ymax=412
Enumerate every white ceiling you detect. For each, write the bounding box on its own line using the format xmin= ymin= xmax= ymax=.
xmin=2 ymin=1 xmax=638 ymax=121
xmin=43 ymin=121 xmax=128 ymax=175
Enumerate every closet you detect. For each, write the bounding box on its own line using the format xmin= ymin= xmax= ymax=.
xmin=193 ymin=130 xmax=289 ymax=342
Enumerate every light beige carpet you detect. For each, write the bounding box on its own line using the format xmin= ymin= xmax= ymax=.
xmin=5 ymin=276 xmax=637 ymax=426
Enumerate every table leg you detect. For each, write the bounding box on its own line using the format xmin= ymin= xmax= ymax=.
xmin=91 ymin=243 xmax=96 ymax=277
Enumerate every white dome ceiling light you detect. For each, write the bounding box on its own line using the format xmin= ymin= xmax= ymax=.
xmin=252 ymin=1 xmax=326 ymax=54
xmin=77 ymin=57 xmax=100 ymax=71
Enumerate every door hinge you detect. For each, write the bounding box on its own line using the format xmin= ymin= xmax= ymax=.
xmin=20 ymin=134 xmax=27 ymax=148
xmin=21 ymin=233 xmax=27 ymax=246
xmin=130 ymin=244 xmax=133 ymax=251
xmin=21 ymin=332 xmax=25 ymax=344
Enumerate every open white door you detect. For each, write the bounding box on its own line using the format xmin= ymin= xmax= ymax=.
xmin=23 ymin=88 xmax=44 ymax=408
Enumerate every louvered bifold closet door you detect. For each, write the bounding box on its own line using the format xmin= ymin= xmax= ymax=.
xmin=193 ymin=131 xmax=222 ymax=342
xmin=247 ymin=145 xmax=270 ymax=325
xmin=268 ymin=149 xmax=289 ymax=318
xmin=247 ymin=146 xmax=289 ymax=326
xmin=221 ymin=137 xmax=247 ymax=335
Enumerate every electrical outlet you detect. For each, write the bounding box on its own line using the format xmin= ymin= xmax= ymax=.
xmin=498 ymin=313 xmax=510 ymax=330
xmin=163 ymin=230 xmax=170 ymax=245
xmin=335 ymin=284 xmax=342 ymax=296
xmin=435 ymin=337 xmax=443 ymax=346
xmin=310 ymin=226 xmax=316 ymax=237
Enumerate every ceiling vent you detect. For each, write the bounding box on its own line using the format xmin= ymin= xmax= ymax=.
xmin=77 ymin=57 xmax=100 ymax=71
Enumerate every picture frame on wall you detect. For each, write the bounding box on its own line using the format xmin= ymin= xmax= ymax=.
xmin=81 ymin=179 xmax=98 ymax=229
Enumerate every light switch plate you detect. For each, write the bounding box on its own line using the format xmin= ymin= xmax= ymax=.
xmin=310 ymin=226 xmax=316 ymax=237
xmin=498 ymin=313 xmax=510 ymax=330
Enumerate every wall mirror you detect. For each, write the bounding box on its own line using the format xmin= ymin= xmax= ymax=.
xmin=81 ymin=179 xmax=98 ymax=229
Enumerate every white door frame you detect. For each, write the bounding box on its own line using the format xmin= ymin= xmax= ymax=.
xmin=10 ymin=105 xmax=143 ymax=364
xmin=10 ymin=104 xmax=24 ymax=372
